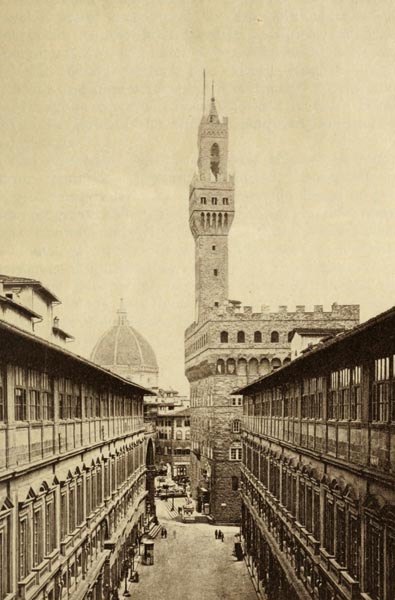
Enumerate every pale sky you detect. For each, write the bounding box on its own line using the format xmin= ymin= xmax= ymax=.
xmin=1 ymin=1 xmax=395 ymax=393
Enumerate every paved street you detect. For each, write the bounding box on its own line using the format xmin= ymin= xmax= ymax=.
xmin=130 ymin=498 xmax=257 ymax=600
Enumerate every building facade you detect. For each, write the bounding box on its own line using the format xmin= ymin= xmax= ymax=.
xmin=239 ymin=307 xmax=395 ymax=600
xmin=0 ymin=318 xmax=155 ymax=600
xmin=143 ymin=389 xmax=190 ymax=481
xmin=184 ymin=90 xmax=360 ymax=524
xmin=0 ymin=274 xmax=73 ymax=346
xmin=155 ymin=408 xmax=191 ymax=482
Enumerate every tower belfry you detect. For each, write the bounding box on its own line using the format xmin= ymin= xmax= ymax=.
xmin=189 ymin=83 xmax=235 ymax=322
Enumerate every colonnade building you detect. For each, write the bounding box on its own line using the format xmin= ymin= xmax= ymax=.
xmin=184 ymin=88 xmax=360 ymax=523
xmin=0 ymin=318 xmax=155 ymax=600
xmin=239 ymin=306 xmax=395 ymax=600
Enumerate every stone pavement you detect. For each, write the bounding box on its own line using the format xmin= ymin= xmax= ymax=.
xmin=125 ymin=497 xmax=257 ymax=600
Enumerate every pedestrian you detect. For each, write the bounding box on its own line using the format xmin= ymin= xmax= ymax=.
xmin=161 ymin=526 xmax=165 ymax=538
xmin=218 ymin=529 xmax=222 ymax=541
xmin=221 ymin=532 xmax=225 ymax=542
xmin=164 ymin=527 xmax=167 ymax=539
xmin=215 ymin=529 xmax=218 ymax=539
xmin=173 ymin=529 xmax=176 ymax=539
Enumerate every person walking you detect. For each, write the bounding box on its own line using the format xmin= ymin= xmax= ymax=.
xmin=215 ymin=529 xmax=218 ymax=539
xmin=221 ymin=531 xmax=225 ymax=542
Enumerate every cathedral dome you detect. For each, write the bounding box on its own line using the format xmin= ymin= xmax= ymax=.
xmin=91 ymin=301 xmax=159 ymax=388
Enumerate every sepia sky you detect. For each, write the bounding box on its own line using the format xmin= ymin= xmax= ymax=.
xmin=1 ymin=1 xmax=395 ymax=393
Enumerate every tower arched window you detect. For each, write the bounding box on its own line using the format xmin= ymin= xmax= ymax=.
xmin=237 ymin=331 xmax=245 ymax=343
xmin=254 ymin=331 xmax=262 ymax=343
xmin=200 ymin=213 xmax=205 ymax=227
xmin=224 ymin=213 xmax=228 ymax=226
xmin=271 ymin=331 xmax=279 ymax=343
xmin=227 ymin=358 xmax=236 ymax=374
xmin=218 ymin=213 xmax=222 ymax=227
xmin=210 ymin=143 xmax=220 ymax=181
xmin=220 ymin=331 xmax=228 ymax=343
xmin=206 ymin=213 xmax=210 ymax=227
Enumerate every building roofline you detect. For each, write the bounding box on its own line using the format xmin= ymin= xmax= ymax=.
xmin=0 ymin=274 xmax=61 ymax=304
xmin=0 ymin=318 xmax=154 ymax=395
xmin=235 ymin=306 xmax=395 ymax=396
xmin=0 ymin=295 xmax=42 ymax=320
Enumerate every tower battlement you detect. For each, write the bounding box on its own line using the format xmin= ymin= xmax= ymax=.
xmin=185 ymin=302 xmax=360 ymax=338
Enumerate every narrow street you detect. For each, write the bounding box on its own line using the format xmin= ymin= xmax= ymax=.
xmin=131 ymin=498 xmax=257 ymax=600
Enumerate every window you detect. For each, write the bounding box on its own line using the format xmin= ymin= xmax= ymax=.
xmin=350 ymin=366 xmax=362 ymax=421
xmin=60 ymin=491 xmax=68 ymax=540
xmin=231 ymin=476 xmax=239 ymax=491
xmin=42 ymin=391 xmax=54 ymax=420
xmin=271 ymin=331 xmax=279 ymax=343
xmin=212 ymin=245 xmax=216 ymax=251
xmin=254 ymin=331 xmax=262 ymax=343
xmin=231 ymin=396 xmax=243 ymax=407
xmin=200 ymin=197 xmax=206 ymax=204
xmin=19 ymin=517 xmax=29 ymax=579
xmin=33 ymin=507 xmax=43 ymax=567
xmin=0 ymin=511 xmax=10 ymax=597
xmin=288 ymin=331 xmax=294 ymax=342
xmin=15 ymin=388 xmax=27 ymax=421
xmin=29 ymin=390 xmax=41 ymax=421
xmin=213 ymin=269 xmax=218 ymax=276
xmin=366 ymin=518 xmax=383 ymax=600
xmin=185 ymin=431 xmax=190 ymax=440
xmin=237 ymin=331 xmax=245 ymax=343
xmin=372 ymin=357 xmax=390 ymax=422
xmin=175 ymin=430 xmax=182 ymax=440
xmin=348 ymin=513 xmax=360 ymax=581
xmin=223 ymin=197 xmax=229 ymax=205
xmin=232 ymin=420 xmax=241 ymax=433
xmin=220 ymin=331 xmax=228 ymax=343
xmin=68 ymin=486 xmax=75 ymax=533
xmin=212 ymin=197 xmax=218 ymax=205
xmin=324 ymin=494 xmax=334 ymax=554
xmin=336 ymin=504 xmax=346 ymax=566
xmin=229 ymin=446 xmax=242 ymax=461
xmin=45 ymin=498 xmax=56 ymax=555
xmin=313 ymin=489 xmax=320 ymax=540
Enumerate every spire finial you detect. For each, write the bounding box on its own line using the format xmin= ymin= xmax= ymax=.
xmin=116 ymin=298 xmax=127 ymax=325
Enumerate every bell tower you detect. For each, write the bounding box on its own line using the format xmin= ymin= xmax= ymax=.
xmin=189 ymin=83 xmax=235 ymax=322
